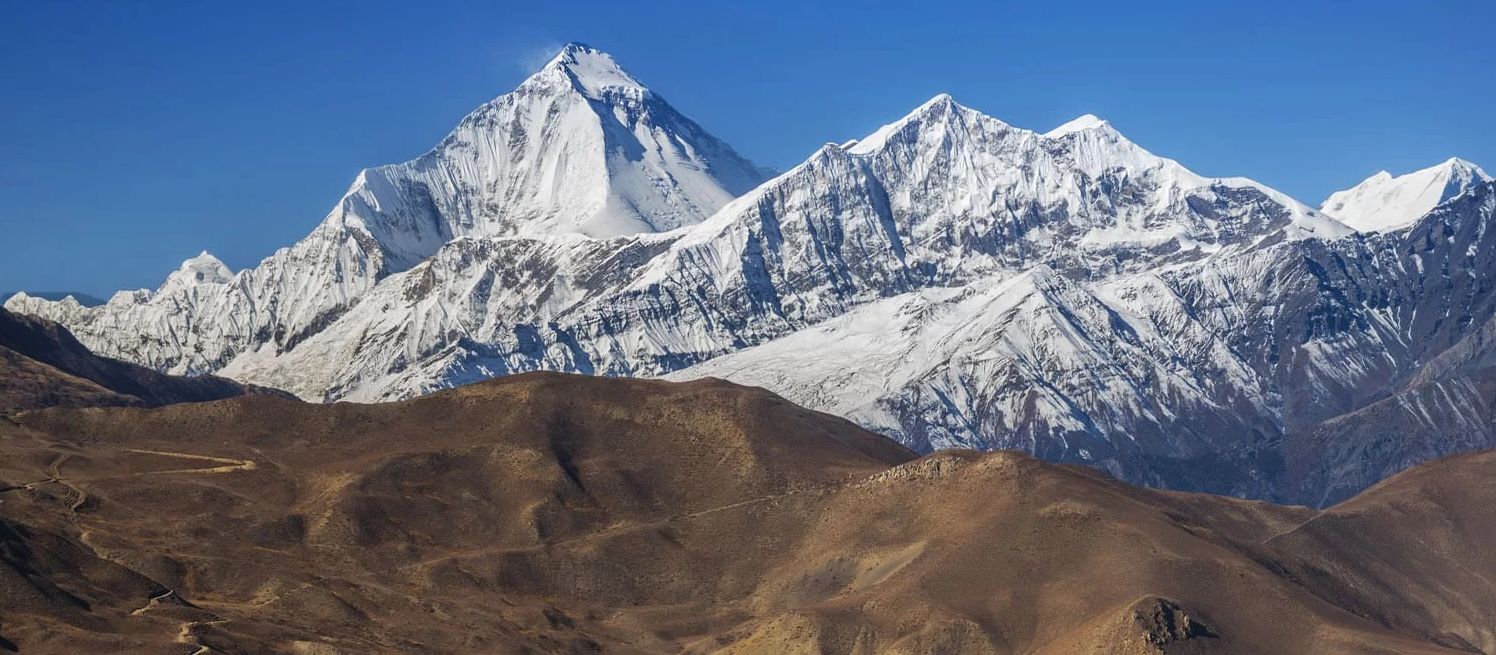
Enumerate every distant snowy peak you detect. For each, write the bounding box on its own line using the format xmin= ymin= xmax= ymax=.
xmin=1041 ymin=112 xmax=1183 ymax=179
xmin=839 ymin=94 xmax=1342 ymax=251
xmin=849 ymin=95 xmax=1135 ymax=164
xmin=1321 ymin=157 xmax=1491 ymax=233
xmin=851 ymin=98 xmax=1277 ymax=199
xmin=846 ymin=93 xmax=990 ymax=154
xmin=1043 ymin=113 xmax=1111 ymax=138
xmin=161 ymin=251 xmax=233 ymax=291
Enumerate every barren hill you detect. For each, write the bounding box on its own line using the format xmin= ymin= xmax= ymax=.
xmin=0 ymin=370 xmax=1493 ymax=653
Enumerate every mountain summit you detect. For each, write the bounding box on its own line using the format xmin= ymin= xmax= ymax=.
xmin=543 ymin=41 xmax=649 ymax=98
xmin=1321 ymin=157 xmax=1491 ymax=232
xmin=1043 ymin=112 xmax=1111 ymax=138
xmin=339 ymin=42 xmax=769 ymax=267
xmin=160 ymin=251 xmax=232 ymax=291
xmin=5 ymin=43 xmax=768 ymax=378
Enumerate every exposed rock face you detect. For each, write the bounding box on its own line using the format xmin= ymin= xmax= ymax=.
xmin=1133 ymin=597 xmax=1217 ymax=649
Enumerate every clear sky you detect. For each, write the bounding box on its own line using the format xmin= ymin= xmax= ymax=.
xmin=4 ymin=0 xmax=1494 ymax=296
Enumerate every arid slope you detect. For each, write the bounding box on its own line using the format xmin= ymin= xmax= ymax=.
xmin=1 ymin=370 xmax=1493 ymax=653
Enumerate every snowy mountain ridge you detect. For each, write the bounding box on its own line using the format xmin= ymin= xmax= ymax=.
xmin=673 ymin=180 xmax=1496 ymax=503
xmin=9 ymin=43 xmax=1496 ymax=506
xmin=212 ymin=89 xmax=1346 ymax=403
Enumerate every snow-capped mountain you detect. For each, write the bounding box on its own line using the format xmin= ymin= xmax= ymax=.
xmin=9 ymin=44 xmax=1495 ymax=505
xmin=7 ymin=43 xmax=767 ymax=376
xmin=676 ymin=179 xmax=1496 ymax=503
xmin=354 ymin=42 xmax=768 ymax=256
xmin=1320 ymin=157 xmax=1490 ymax=233
xmin=204 ymin=94 xmax=1342 ymax=404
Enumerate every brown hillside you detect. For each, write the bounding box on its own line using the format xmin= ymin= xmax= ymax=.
xmin=0 ymin=372 xmax=1491 ymax=653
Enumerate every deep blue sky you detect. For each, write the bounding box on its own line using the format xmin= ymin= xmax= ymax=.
xmin=4 ymin=1 xmax=1494 ymax=296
